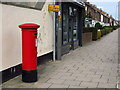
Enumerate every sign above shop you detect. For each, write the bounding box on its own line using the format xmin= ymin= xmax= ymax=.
xmin=48 ymin=5 xmax=60 ymax=12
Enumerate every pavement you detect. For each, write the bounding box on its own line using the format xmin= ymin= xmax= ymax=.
xmin=2 ymin=29 xmax=119 ymax=88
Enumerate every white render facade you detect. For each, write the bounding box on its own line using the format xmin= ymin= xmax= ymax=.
xmin=1 ymin=1 xmax=54 ymax=71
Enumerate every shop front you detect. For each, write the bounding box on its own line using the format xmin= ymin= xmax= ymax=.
xmin=55 ymin=2 xmax=85 ymax=59
xmin=61 ymin=2 xmax=85 ymax=55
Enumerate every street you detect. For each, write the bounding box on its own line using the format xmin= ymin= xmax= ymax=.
xmin=2 ymin=29 xmax=119 ymax=88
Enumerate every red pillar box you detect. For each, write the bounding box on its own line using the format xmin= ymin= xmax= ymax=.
xmin=19 ymin=23 xmax=40 ymax=82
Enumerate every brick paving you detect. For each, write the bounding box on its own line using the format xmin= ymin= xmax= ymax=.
xmin=118 ymin=28 xmax=120 ymax=89
xmin=2 ymin=29 xmax=119 ymax=88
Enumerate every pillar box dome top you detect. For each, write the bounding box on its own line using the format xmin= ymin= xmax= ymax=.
xmin=19 ymin=23 xmax=40 ymax=29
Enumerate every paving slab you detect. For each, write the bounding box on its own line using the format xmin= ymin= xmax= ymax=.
xmin=48 ymin=84 xmax=69 ymax=88
xmin=80 ymin=81 xmax=98 ymax=88
xmin=1 ymin=29 xmax=119 ymax=88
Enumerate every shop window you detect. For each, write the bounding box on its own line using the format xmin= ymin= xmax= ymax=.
xmin=69 ymin=7 xmax=73 ymax=16
xmin=62 ymin=5 xmax=69 ymax=45
xmin=73 ymin=8 xmax=78 ymax=41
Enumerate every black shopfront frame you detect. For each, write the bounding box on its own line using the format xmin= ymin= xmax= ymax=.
xmin=61 ymin=2 xmax=84 ymax=55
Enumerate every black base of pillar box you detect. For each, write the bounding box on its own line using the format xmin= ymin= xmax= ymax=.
xmin=22 ymin=70 xmax=37 ymax=83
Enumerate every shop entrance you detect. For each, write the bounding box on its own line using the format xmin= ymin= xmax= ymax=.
xmin=62 ymin=3 xmax=79 ymax=55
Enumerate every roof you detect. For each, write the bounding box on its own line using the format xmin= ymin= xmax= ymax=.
xmin=85 ymin=2 xmax=112 ymax=18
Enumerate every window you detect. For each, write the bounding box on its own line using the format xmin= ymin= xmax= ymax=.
xmin=62 ymin=5 xmax=69 ymax=45
xmin=73 ymin=8 xmax=78 ymax=41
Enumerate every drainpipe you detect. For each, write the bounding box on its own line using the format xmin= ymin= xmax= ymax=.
xmin=56 ymin=2 xmax=62 ymax=60
xmin=53 ymin=0 xmax=62 ymax=60
xmin=53 ymin=0 xmax=56 ymax=61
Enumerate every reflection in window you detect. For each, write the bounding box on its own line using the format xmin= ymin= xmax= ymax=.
xmin=69 ymin=7 xmax=73 ymax=16
xmin=68 ymin=17 xmax=73 ymax=42
xmin=62 ymin=5 xmax=68 ymax=45
xmin=73 ymin=8 xmax=78 ymax=41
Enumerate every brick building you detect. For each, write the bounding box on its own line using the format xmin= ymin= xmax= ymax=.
xmin=85 ymin=2 xmax=116 ymax=27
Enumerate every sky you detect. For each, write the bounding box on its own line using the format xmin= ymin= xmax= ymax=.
xmin=87 ymin=0 xmax=120 ymax=20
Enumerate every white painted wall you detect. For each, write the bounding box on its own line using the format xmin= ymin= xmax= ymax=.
xmin=1 ymin=1 xmax=54 ymax=71
xmin=0 ymin=4 xmax=2 ymax=71
xmin=101 ymin=15 xmax=103 ymax=22
xmin=85 ymin=6 xmax=87 ymax=11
